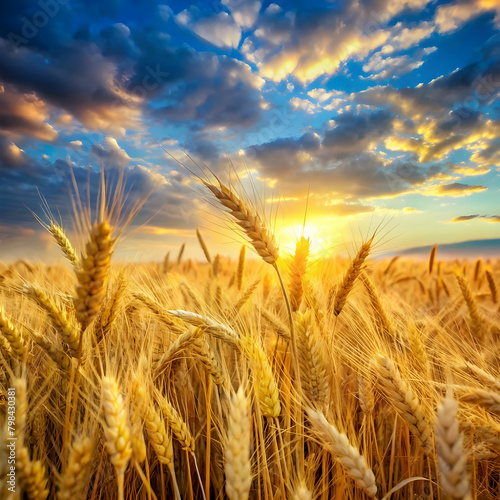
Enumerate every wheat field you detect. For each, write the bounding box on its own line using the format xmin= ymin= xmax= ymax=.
xmin=0 ymin=174 xmax=499 ymax=500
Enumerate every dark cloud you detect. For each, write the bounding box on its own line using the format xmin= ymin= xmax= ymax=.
xmin=322 ymin=110 xmax=394 ymax=159
xmin=436 ymin=182 xmax=487 ymax=195
xmin=452 ymin=214 xmax=500 ymax=222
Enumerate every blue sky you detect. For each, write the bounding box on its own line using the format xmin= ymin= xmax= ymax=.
xmin=0 ymin=0 xmax=499 ymax=261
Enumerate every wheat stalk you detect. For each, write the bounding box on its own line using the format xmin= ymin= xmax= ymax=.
xmin=486 ymin=269 xmax=497 ymax=304
xmin=455 ymin=273 xmax=482 ymax=338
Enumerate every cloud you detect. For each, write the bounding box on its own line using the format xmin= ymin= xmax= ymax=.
xmin=326 ymin=202 xmax=376 ymax=217
xmin=435 ymin=0 xmax=500 ymax=33
xmin=176 ymin=10 xmax=241 ymax=49
xmin=435 ymin=182 xmax=487 ymax=196
xmin=152 ymin=55 xmax=265 ymax=129
xmin=243 ymin=0 xmax=431 ymax=82
xmin=222 ymin=0 xmax=261 ymax=29
xmin=363 ymin=47 xmax=437 ymax=80
xmin=452 ymin=214 xmax=500 ymax=222
xmin=0 ymin=85 xmax=58 ymax=142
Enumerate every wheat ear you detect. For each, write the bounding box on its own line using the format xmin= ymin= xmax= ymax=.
xmin=225 ymin=386 xmax=252 ymax=500
xmin=360 ymin=272 xmax=393 ymax=337
xmin=26 ymin=284 xmax=80 ymax=356
xmin=239 ymin=336 xmax=281 ymax=418
xmin=485 ymin=269 xmax=497 ymax=304
xmin=429 ymin=244 xmax=437 ymax=274
xmin=161 ymin=397 xmax=195 ymax=452
xmin=306 ymin=408 xmax=377 ymax=498
xmin=296 ymin=311 xmax=329 ymax=409
xmin=376 ymin=355 xmax=434 ymax=454
xmin=154 ymin=327 xmax=205 ymax=377
xmin=0 ymin=306 xmax=26 ymax=360
xmin=101 ymin=376 xmax=132 ymax=500
xmin=455 ymin=273 xmax=482 ymax=338
xmin=17 ymin=447 xmax=49 ymax=500
xmin=74 ymin=221 xmax=113 ymax=331
xmin=49 ymin=222 xmax=79 ymax=269
xmin=289 ymin=236 xmax=310 ymax=312
xmin=196 ymin=228 xmax=212 ymax=264
xmin=333 ymin=238 xmax=373 ymax=316
xmin=237 ymin=245 xmax=246 ymax=291
xmin=435 ymin=396 xmax=471 ymax=500
xmin=203 ymin=179 xmax=279 ymax=265
xmin=57 ymin=435 xmax=94 ymax=500
xmin=459 ymin=388 xmax=500 ymax=413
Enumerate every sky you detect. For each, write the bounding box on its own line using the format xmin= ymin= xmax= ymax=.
xmin=0 ymin=0 xmax=499 ymax=262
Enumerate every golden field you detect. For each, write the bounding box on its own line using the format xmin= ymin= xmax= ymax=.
xmin=0 ymin=177 xmax=499 ymax=500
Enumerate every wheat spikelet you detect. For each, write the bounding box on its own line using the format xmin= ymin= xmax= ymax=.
xmin=196 ymin=228 xmax=212 ymax=264
xmin=435 ymin=396 xmax=471 ymax=500
xmin=239 ymin=336 xmax=281 ymax=418
xmin=464 ymin=362 xmax=500 ymax=392
xmin=212 ymin=253 xmax=221 ymax=277
xmin=473 ymin=259 xmax=482 ymax=282
xmin=133 ymin=380 xmax=174 ymax=465
xmin=100 ymin=275 xmax=127 ymax=338
xmin=231 ymin=278 xmax=261 ymax=315
xmin=0 ymin=306 xmax=26 ymax=360
xmin=57 ymin=435 xmax=94 ymax=500
xmin=31 ymin=331 xmax=72 ymax=371
xmin=358 ymin=374 xmax=375 ymax=414
xmin=261 ymin=309 xmax=290 ymax=340
xmin=49 ymin=222 xmax=79 ymax=269
xmin=101 ymin=376 xmax=132 ymax=498
xmin=180 ymin=282 xmax=203 ymax=310
xmin=74 ymin=221 xmax=113 ymax=331
xmin=292 ymin=481 xmax=313 ymax=500
xmin=26 ymin=284 xmax=80 ymax=356
xmin=486 ymin=269 xmax=497 ymax=304
xmin=360 ymin=272 xmax=393 ymax=337
xmin=154 ymin=327 xmax=205 ymax=377
xmin=17 ymin=447 xmax=49 ymax=500
xmin=406 ymin=323 xmax=430 ymax=377
xmin=203 ymin=179 xmax=279 ymax=265
xmin=237 ymin=245 xmax=246 ymax=291
xmin=225 ymin=386 xmax=252 ymax=500
xmin=289 ymin=236 xmax=310 ymax=312
xmin=429 ymin=244 xmax=438 ymax=274
xmin=296 ymin=311 xmax=329 ymax=409
xmin=376 ymin=355 xmax=434 ymax=454
xmin=333 ymin=238 xmax=372 ymax=316
xmin=161 ymin=397 xmax=195 ymax=452
xmin=163 ymin=252 xmax=170 ymax=273
xmin=459 ymin=388 xmax=500 ymax=413
xmin=455 ymin=273 xmax=482 ymax=338
xmin=190 ymin=338 xmax=227 ymax=387
xmin=306 ymin=408 xmax=377 ymax=498
xmin=167 ymin=309 xmax=239 ymax=344
xmin=176 ymin=242 xmax=185 ymax=265
xmin=133 ymin=292 xmax=181 ymax=329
